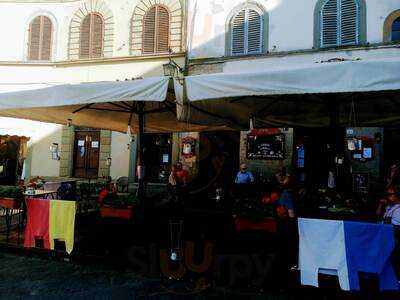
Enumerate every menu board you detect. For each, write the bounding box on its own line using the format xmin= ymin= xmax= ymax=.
xmin=246 ymin=134 xmax=285 ymax=160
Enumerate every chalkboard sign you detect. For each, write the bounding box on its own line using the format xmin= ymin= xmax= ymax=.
xmin=246 ymin=134 xmax=285 ymax=160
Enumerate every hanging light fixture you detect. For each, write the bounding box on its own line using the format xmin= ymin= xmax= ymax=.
xmin=127 ymin=124 xmax=132 ymax=137
xmin=67 ymin=118 xmax=72 ymax=127
xmin=163 ymin=49 xmax=184 ymax=83
xmin=249 ymin=115 xmax=255 ymax=131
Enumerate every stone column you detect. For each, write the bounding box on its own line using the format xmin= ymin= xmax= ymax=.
xmin=98 ymin=130 xmax=112 ymax=178
xmin=59 ymin=125 xmax=75 ymax=177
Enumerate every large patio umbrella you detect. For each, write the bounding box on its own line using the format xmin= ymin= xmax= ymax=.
xmin=0 ymin=77 xmax=225 ymax=201
xmin=179 ymin=57 xmax=400 ymax=128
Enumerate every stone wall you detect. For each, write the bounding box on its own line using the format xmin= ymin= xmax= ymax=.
xmin=188 ymin=62 xmax=224 ymax=75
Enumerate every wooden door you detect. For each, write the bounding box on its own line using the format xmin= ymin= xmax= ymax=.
xmin=73 ymin=130 xmax=100 ymax=179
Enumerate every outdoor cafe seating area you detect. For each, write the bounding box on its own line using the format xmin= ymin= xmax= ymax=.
xmin=0 ymin=166 xmax=399 ymax=296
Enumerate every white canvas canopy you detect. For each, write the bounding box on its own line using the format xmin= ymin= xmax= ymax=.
xmin=0 ymin=77 xmax=222 ymax=133
xmin=179 ymin=57 xmax=400 ymax=128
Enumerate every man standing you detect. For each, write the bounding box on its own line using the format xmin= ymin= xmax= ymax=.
xmin=235 ymin=163 xmax=255 ymax=184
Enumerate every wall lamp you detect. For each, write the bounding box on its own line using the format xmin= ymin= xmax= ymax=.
xmin=163 ymin=49 xmax=184 ymax=84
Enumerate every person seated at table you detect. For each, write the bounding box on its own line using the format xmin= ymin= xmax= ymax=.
xmin=377 ymin=185 xmax=400 ymax=227
xmin=276 ymin=188 xmax=296 ymax=219
xmin=235 ymin=163 xmax=254 ymax=184
xmin=98 ymin=177 xmax=116 ymax=205
xmin=166 ymin=162 xmax=189 ymax=204
xmin=169 ymin=162 xmax=189 ymax=187
xmin=377 ymin=185 xmax=400 ymax=277
xmin=386 ymin=162 xmax=400 ymax=189
xmin=275 ymin=166 xmax=292 ymax=188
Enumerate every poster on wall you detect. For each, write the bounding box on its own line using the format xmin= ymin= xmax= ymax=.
xmin=347 ymin=136 xmax=375 ymax=162
xmin=181 ymin=136 xmax=196 ymax=159
xmin=246 ymin=130 xmax=285 ymax=160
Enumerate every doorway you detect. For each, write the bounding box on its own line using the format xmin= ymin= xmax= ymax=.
xmin=73 ymin=130 xmax=100 ymax=179
xmin=0 ymin=136 xmax=24 ymax=185
xmin=293 ymin=128 xmax=345 ymax=189
xmin=197 ymin=131 xmax=241 ymax=191
xmin=142 ymin=133 xmax=172 ymax=183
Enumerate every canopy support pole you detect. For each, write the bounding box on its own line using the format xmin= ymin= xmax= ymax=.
xmin=328 ymin=95 xmax=343 ymax=190
xmin=136 ymin=102 xmax=145 ymax=203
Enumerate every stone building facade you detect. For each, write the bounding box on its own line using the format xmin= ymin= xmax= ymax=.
xmin=0 ymin=0 xmax=186 ymax=180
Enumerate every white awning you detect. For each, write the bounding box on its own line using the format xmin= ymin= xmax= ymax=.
xmin=180 ymin=57 xmax=400 ymax=127
xmin=0 ymin=77 xmax=225 ymax=133
xmin=186 ymin=57 xmax=400 ymax=100
xmin=0 ymin=77 xmax=169 ymax=110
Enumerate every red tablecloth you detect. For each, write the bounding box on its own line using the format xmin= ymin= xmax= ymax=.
xmin=234 ymin=217 xmax=277 ymax=233
xmin=24 ymin=198 xmax=50 ymax=249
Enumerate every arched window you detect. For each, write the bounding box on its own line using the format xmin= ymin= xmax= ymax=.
xmin=142 ymin=5 xmax=170 ymax=54
xmin=28 ymin=16 xmax=52 ymax=61
xmin=230 ymin=8 xmax=263 ymax=56
xmin=79 ymin=13 xmax=104 ymax=59
xmin=392 ymin=17 xmax=400 ymax=42
xmin=319 ymin=0 xmax=360 ymax=48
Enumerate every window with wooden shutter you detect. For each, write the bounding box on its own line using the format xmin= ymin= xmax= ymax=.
xmin=142 ymin=5 xmax=170 ymax=54
xmin=28 ymin=16 xmax=52 ymax=61
xmin=392 ymin=17 xmax=400 ymax=42
xmin=79 ymin=13 xmax=104 ymax=59
xmin=231 ymin=8 xmax=263 ymax=56
xmin=320 ymin=0 xmax=359 ymax=48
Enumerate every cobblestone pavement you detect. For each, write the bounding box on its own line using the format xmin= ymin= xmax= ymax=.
xmin=0 ymin=253 xmax=143 ymax=299
xmin=1 ymin=252 xmax=398 ymax=300
xmin=0 ymin=252 xmax=268 ymax=300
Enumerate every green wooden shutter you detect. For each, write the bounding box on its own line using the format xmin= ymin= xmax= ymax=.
xmin=247 ymin=9 xmax=263 ymax=54
xmin=321 ymin=0 xmax=339 ymax=47
xmin=231 ymin=10 xmax=246 ymax=55
xmin=320 ymin=0 xmax=359 ymax=48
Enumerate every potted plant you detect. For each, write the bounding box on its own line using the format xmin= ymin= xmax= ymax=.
xmin=99 ymin=193 xmax=136 ymax=220
xmin=0 ymin=186 xmax=23 ymax=209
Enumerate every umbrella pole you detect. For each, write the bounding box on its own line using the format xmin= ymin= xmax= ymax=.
xmin=137 ymin=102 xmax=145 ymax=202
xmin=328 ymin=96 xmax=341 ymax=189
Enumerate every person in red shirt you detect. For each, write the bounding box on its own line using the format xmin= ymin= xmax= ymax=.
xmin=169 ymin=162 xmax=189 ymax=187
xmin=166 ymin=162 xmax=190 ymax=205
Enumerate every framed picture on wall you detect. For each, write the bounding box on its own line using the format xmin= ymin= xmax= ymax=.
xmin=181 ymin=136 xmax=196 ymax=159
xmin=246 ymin=132 xmax=285 ymax=160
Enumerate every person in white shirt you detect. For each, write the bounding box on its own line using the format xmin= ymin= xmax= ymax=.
xmin=377 ymin=185 xmax=400 ymax=226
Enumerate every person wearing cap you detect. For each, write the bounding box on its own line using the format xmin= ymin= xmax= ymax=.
xmin=235 ymin=163 xmax=254 ymax=184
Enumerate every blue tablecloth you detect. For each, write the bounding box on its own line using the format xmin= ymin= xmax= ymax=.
xmin=299 ymin=218 xmax=399 ymax=291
